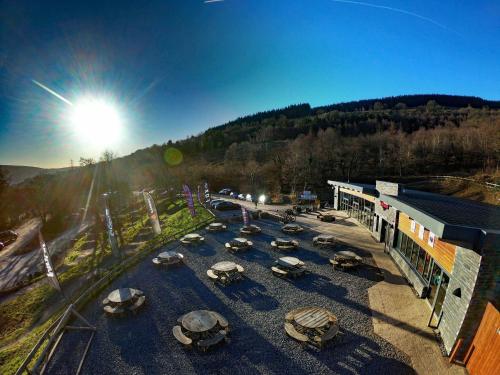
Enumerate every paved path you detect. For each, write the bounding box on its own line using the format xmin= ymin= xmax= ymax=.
xmin=215 ymin=197 xmax=465 ymax=374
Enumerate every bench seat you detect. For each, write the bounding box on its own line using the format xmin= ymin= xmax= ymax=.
xmin=284 ymin=322 xmax=308 ymax=343
xmin=173 ymin=325 xmax=192 ymax=346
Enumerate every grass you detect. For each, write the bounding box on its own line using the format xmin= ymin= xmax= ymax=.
xmin=0 ymin=202 xmax=213 ymax=374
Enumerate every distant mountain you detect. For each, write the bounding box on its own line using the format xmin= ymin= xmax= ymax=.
xmin=0 ymin=165 xmax=72 ymax=185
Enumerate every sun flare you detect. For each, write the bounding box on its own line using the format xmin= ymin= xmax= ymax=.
xmin=70 ymin=97 xmax=123 ymax=147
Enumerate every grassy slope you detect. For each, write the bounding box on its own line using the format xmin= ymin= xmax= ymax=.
xmin=0 ymin=202 xmax=212 ymax=374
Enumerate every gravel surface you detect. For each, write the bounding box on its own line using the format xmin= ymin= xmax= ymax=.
xmin=46 ymin=219 xmax=414 ymax=375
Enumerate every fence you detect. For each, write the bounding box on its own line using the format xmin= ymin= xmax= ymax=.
xmin=430 ymin=176 xmax=499 ymax=189
xmin=15 ymin=210 xmax=215 ymax=375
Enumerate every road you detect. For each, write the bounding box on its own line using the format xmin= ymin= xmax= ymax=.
xmin=0 ymin=220 xmax=90 ymax=294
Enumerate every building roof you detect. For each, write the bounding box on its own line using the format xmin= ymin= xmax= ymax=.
xmin=327 ymin=180 xmax=378 ymax=196
xmin=329 ymin=179 xmax=500 ymax=245
xmin=395 ymin=189 xmax=500 ymax=231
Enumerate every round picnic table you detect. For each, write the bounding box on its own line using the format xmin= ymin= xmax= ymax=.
xmin=185 ymin=233 xmax=201 ymax=240
xmin=158 ymin=251 xmax=180 ymax=260
xmin=212 ymin=261 xmax=238 ymax=273
xmin=278 ymin=256 xmax=303 ymax=268
xmin=182 ymin=310 xmax=218 ymax=333
xmin=315 ymin=234 xmax=335 ymax=241
xmin=107 ymin=288 xmax=140 ymax=304
xmin=210 ymin=223 xmax=224 ymax=228
xmin=336 ymin=250 xmax=362 ymax=262
xmin=294 ymin=307 xmax=337 ymax=329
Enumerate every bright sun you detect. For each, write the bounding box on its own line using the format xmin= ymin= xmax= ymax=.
xmin=71 ymin=97 xmax=122 ymax=147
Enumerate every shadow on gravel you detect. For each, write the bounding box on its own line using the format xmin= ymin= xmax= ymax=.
xmin=293 ymin=272 xmax=348 ymax=300
xmin=181 ymin=243 xmax=216 ymax=257
xmin=311 ymin=328 xmax=417 ymax=375
xmin=216 ymin=277 xmax=279 ymax=311
xmin=231 ymin=247 xmax=274 ymax=267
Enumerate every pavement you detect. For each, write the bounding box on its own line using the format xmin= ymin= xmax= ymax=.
xmin=214 ymin=198 xmax=466 ymax=374
xmin=46 ymin=218 xmax=413 ymax=375
xmin=0 ymin=220 xmax=90 ymax=294
xmin=42 ymin=198 xmax=465 ymax=374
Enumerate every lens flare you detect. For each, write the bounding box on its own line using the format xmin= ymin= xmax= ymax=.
xmin=164 ymin=147 xmax=183 ymax=166
xmin=71 ymin=97 xmax=122 ymax=147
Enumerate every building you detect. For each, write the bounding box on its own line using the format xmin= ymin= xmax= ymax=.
xmin=328 ymin=180 xmax=499 ymax=360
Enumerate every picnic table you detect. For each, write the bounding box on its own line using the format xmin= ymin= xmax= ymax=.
xmin=206 ymin=222 xmax=227 ymax=232
xmin=152 ymin=250 xmax=184 ymax=265
xmin=272 ymin=256 xmax=305 ymax=278
xmin=281 ymin=223 xmax=304 ymax=234
xmin=313 ymin=234 xmax=335 ymax=248
xmin=225 ymin=237 xmax=252 ymax=252
xmin=173 ymin=310 xmax=229 ymax=351
xmin=330 ymin=250 xmax=362 ymax=271
xmin=103 ymin=288 xmax=145 ymax=316
xmin=271 ymin=238 xmax=299 ymax=251
xmin=285 ymin=306 xmax=339 ymax=348
xmin=180 ymin=233 xmax=205 ymax=245
xmin=182 ymin=310 xmax=218 ymax=333
xmin=240 ymin=224 xmax=261 ymax=235
xmin=207 ymin=261 xmax=244 ymax=285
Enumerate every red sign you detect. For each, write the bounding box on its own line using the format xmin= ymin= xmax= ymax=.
xmin=380 ymin=201 xmax=390 ymax=210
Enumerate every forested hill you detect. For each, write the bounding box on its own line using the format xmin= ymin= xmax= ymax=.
xmin=104 ymin=94 xmax=499 ymax=195
xmin=210 ymin=94 xmax=499 ymax=132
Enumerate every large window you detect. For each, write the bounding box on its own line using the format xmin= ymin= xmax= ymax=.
xmin=396 ymin=231 xmax=433 ymax=283
xmin=339 ymin=191 xmax=374 ymax=230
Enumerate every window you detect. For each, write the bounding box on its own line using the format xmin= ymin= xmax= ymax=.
xmin=397 ymin=231 xmax=436 ymax=284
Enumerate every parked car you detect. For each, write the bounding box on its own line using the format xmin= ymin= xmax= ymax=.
xmin=209 ymin=199 xmax=225 ymax=208
xmin=245 ymin=194 xmax=253 ymax=202
xmin=0 ymin=242 xmax=4 ymax=251
xmin=237 ymin=193 xmax=246 ymax=200
xmin=0 ymin=230 xmax=18 ymax=246
xmin=214 ymin=201 xmax=240 ymax=211
xmin=218 ymin=188 xmax=232 ymax=195
xmin=230 ymin=192 xmax=239 ymax=199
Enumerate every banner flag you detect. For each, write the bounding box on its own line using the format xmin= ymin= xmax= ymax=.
xmin=241 ymin=207 xmax=250 ymax=226
xmin=103 ymin=194 xmax=119 ymax=256
xmin=39 ymin=230 xmax=62 ymax=292
xmin=204 ymin=182 xmax=211 ymax=205
xmin=143 ymin=191 xmax=162 ymax=236
xmin=197 ymin=185 xmax=202 ymax=205
xmin=183 ymin=184 xmax=197 ymax=217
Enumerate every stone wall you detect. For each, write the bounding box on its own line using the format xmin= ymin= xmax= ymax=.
xmin=439 ymin=246 xmax=481 ymax=354
xmin=452 ymin=232 xmax=499 ymax=359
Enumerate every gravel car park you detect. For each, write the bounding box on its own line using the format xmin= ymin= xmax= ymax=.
xmin=46 ymin=219 xmax=412 ymax=375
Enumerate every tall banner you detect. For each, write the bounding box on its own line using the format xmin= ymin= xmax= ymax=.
xmin=197 ymin=185 xmax=202 ymax=205
xmin=183 ymin=184 xmax=197 ymax=217
xmin=39 ymin=230 xmax=61 ymax=292
xmin=103 ymin=194 xmax=119 ymax=256
xmin=204 ymin=182 xmax=210 ymax=205
xmin=241 ymin=207 xmax=250 ymax=226
xmin=143 ymin=191 xmax=161 ymax=236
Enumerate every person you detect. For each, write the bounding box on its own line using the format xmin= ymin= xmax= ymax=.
xmin=254 ymin=198 xmax=258 ymax=209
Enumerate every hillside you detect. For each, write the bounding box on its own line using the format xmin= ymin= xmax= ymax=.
xmin=111 ymin=94 xmax=499 ymax=190
xmin=0 ymin=166 xmax=71 ymax=185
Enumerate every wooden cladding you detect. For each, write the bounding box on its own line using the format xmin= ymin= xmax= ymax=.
xmin=398 ymin=213 xmax=456 ymax=274
xmin=339 ymin=188 xmax=376 ymax=203
xmin=464 ymin=302 xmax=500 ymax=375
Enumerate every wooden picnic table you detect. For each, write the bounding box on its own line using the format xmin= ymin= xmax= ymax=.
xmin=212 ymin=261 xmax=238 ymax=273
xmin=278 ymin=256 xmax=304 ymax=268
xmin=207 ymin=222 xmax=227 ymax=231
xmin=107 ymin=288 xmax=140 ymax=304
xmin=294 ymin=307 xmax=336 ymax=329
xmin=335 ymin=251 xmax=362 ymax=262
xmin=182 ymin=310 xmax=218 ymax=333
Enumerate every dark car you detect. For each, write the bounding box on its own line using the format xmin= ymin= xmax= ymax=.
xmin=0 ymin=230 xmax=18 ymax=246
xmin=209 ymin=199 xmax=226 ymax=208
xmin=214 ymin=201 xmax=240 ymax=211
xmin=229 ymin=192 xmax=239 ymax=199
xmin=218 ymin=188 xmax=232 ymax=195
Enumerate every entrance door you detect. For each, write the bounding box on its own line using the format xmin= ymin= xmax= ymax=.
xmin=464 ymin=302 xmax=500 ymax=375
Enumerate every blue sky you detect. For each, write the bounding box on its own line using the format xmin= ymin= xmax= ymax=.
xmin=0 ymin=0 xmax=499 ymax=167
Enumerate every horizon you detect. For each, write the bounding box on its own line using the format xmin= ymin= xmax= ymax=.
xmin=1 ymin=0 xmax=499 ymax=168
